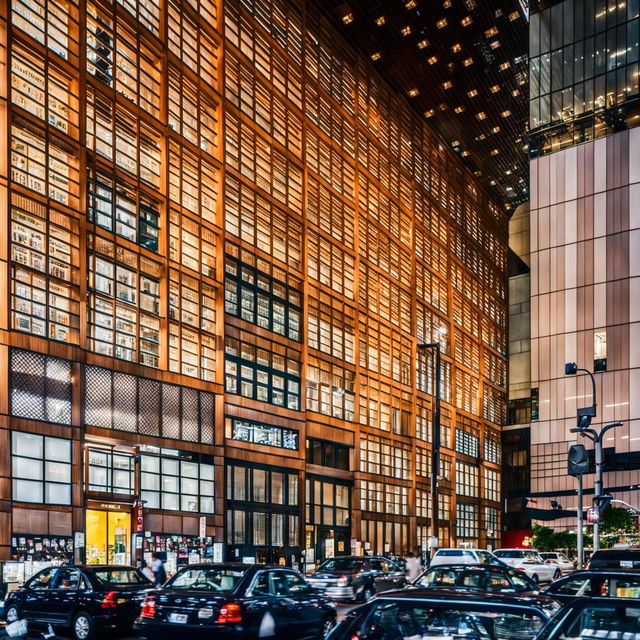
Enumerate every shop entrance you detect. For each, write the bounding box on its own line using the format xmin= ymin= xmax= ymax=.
xmin=86 ymin=509 xmax=131 ymax=565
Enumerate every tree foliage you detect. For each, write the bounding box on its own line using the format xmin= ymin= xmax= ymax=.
xmin=601 ymin=507 xmax=638 ymax=535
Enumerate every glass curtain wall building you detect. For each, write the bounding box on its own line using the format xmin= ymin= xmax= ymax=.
xmin=0 ymin=0 xmax=508 ymax=572
xmin=528 ymin=0 xmax=640 ymax=530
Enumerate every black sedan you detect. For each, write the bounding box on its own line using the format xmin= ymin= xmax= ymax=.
xmin=541 ymin=569 xmax=640 ymax=604
xmin=535 ymin=597 xmax=640 ymax=640
xmin=412 ymin=563 xmax=540 ymax=594
xmin=327 ymin=589 xmax=561 ymax=640
xmin=134 ymin=563 xmax=337 ymax=640
xmin=307 ymin=556 xmax=407 ymax=602
xmin=3 ymin=565 xmax=152 ymax=640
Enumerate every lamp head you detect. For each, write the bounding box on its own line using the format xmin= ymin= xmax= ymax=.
xmin=565 ymin=362 xmax=578 ymax=375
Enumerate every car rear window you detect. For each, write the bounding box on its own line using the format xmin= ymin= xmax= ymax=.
xmin=317 ymin=558 xmax=365 ymax=571
xmin=495 ymin=550 xmax=540 ymax=562
xmin=359 ymin=601 xmax=546 ymax=640
xmin=93 ymin=569 xmax=149 ymax=585
xmin=167 ymin=567 xmax=246 ymax=591
xmin=557 ymin=604 xmax=640 ymax=640
xmin=589 ymin=551 xmax=640 ymax=569
xmin=437 ymin=550 xmax=474 ymax=557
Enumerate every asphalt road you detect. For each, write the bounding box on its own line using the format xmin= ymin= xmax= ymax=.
xmin=20 ymin=604 xmax=360 ymax=639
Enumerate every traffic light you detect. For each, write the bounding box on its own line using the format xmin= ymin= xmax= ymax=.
xmin=568 ymin=444 xmax=589 ymax=476
xmin=594 ymin=494 xmax=613 ymax=515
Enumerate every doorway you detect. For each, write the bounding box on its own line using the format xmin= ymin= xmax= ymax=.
xmin=86 ymin=509 xmax=131 ymax=565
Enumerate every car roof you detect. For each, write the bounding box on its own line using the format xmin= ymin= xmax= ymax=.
xmin=175 ymin=563 xmax=287 ymax=571
xmin=564 ymin=596 xmax=640 ymax=608
xmin=74 ymin=565 xmax=140 ymax=571
xmin=435 ymin=548 xmax=485 ymax=552
xmin=373 ymin=587 xmax=556 ymax=608
xmin=552 ymin=569 xmax=640 ymax=577
xmin=423 ymin=564 xmax=512 ymax=570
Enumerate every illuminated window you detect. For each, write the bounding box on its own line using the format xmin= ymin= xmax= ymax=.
xmin=169 ymin=209 xmax=216 ymax=277
xmin=361 ymin=481 xmax=408 ymax=515
xmin=118 ymin=0 xmax=160 ymax=36
xmin=484 ymin=468 xmax=500 ymax=502
xmin=375 ymin=15 xmax=385 ymax=26
xmin=467 ymin=89 xmax=478 ymax=97
xmin=228 ymin=417 xmax=298 ymax=451
xmin=451 ymin=43 xmax=462 ymax=53
xmin=463 ymin=57 xmax=473 ymax=66
xmin=436 ymin=18 xmax=447 ymax=28
xmin=88 ymin=239 xmax=162 ymax=367
xmin=360 ymin=436 xmax=411 ymax=479
xmin=456 ymin=503 xmax=478 ymax=540
xmin=400 ymin=25 xmax=411 ymax=36
xmin=484 ymin=26 xmax=498 ymax=37
xmin=10 ymin=193 xmax=80 ymax=343
xmin=308 ymin=291 xmax=355 ymax=363
xmin=456 ymin=462 xmax=479 ymax=497
xmin=594 ymin=331 xmax=607 ymax=372
xmin=306 ymin=357 xmax=355 ymax=421
xmin=476 ymin=111 xmax=487 ymax=120
xmin=461 ymin=16 xmax=472 ymax=26
xmin=417 ymin=38 xmax=429 ymax=49
xmin=427 ymin=55 xmax=438 ymax=65
xmin=489 ymin=84 xmax=501 ymax=93
xmin=370 ymin=52 xmax=381 ymax=61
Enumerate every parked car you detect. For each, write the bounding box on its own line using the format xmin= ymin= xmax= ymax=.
xmin=306 ymin=556 xmax=407 ymax=602
xmin=412 ymin=563 xmax=539 ymax=594
xmin=429 ymin=548 xmax=503 ymax=567
xmin=326 ymin=589 xmax=560 ymax=640
xmin=541 ymin=569 xmax=640 ymax=604
xmin=588 ymin=548 xmax=640 ymax=570
xmin=494 ymin=548 xmax=562 ymax=584
xmin=3 ymin=565 xmax=152 ymax=640
xmin=134 ymin=563 xmax=336 ymax=640
xmin=534 ymin=597 xmax=640 ymax=640
xmin=540 ymin=552 xmax=575 ymax=574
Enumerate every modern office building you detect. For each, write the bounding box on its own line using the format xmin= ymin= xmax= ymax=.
xmin=0 ymin=0 xmax=510 ymax=578
xmin=527 ymin=0 xmax=640 ymax=530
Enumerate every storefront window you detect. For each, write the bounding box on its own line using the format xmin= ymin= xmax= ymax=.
xmin=140 ymin=453 xmax=214 ymax=513
xmin=12 ymin=432 xmax=71 ymax=505
xmin=226 ymin=416 xmax=298 ymax=450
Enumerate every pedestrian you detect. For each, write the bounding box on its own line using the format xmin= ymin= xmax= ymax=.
xmin=150 ymin=553 xmax=166 ymax=587
xmin=405 ymin=551 xmax=422 ymax=582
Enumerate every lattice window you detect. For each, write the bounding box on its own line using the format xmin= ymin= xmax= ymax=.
xmin=359 ymin=435 xmax=411 ymax=480
xmin=306 ymin=357 xmax=355 ymax=421
xmin=307 ymin=290 xmax=355 ymax=363
xmin=84 ymin=365 xmax=215 ymax=443
xmin=10 ymin=349 xmax=72 ymax=425
xmin=307 ymin=231 xmax=355 ymax=299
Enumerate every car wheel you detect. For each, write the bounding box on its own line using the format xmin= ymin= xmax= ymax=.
xmin=73 ymin=611 xmax=94 ymax=640
xmin=361 ymin=586 xmax=375 ymax=602
xmin=319 ymin=615 xmax=336 ymax=638
xmin=531 ymin=574 xmax=539 ymax=585
xmin=5 ymin=604 xmax=20 ymax=624
xmin=554 ymin=569 xmax=561 ymax=580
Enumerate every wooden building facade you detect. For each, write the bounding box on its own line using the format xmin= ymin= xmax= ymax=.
xmin=0 ymin=0 xmax=508 ymax=573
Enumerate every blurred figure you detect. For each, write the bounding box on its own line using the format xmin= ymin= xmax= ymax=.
xmin=150 ymin=553 xmax=166 ymax=587
xmin=405 ymin=551 xmax=422 ymax=582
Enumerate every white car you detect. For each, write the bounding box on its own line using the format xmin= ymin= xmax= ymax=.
xmin=540 ymin=552 xmax=575 ymax=574
xmin=429 ymin=548 xmax=502 ymax=567
xmin=494 ymin=548 xmax=562 ymax=584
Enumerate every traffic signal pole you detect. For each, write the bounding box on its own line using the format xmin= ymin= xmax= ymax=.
xmin=577 ymin=474 xmax=584 ymax=568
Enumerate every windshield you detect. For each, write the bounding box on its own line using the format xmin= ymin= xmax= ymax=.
xmin=168 ymin=567 xmax=246 ymax=591
xmin=317 ymin=558 xmax=365 ymax=572
xmin=495 ymin=550 xmax=541 ymax=562
xmin=416 ymin=567 xmax=532 ymax=593
xmin=93 ymin=569 xmax=149 ymax=585
xmin=360 ymin=601 xmax=546 ymax=640
xmin=539 ymin=554 xmax=556 ymax=560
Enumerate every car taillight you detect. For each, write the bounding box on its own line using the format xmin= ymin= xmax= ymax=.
xmin=140 ymin=597 xmax=156 ymax=618
xmin=337 ymin=575 xmax=350 ymax=587
xmin=517 ymin=568 xmax=526 ymax=572
xmin=216 ymin=602 xmax=242 ymax=624
xmin=101 ymin=591 xmax=118 ymax=609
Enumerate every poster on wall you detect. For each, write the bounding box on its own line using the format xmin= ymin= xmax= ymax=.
xmin=11 ymin=535 xmax=74 ymax=562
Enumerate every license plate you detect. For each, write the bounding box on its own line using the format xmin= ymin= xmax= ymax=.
xmin=168 ymin=613 xmax=188 ymax=624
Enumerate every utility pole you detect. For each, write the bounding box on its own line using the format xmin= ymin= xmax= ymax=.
xmin=418 ymin=341 xmax=442 ymax=556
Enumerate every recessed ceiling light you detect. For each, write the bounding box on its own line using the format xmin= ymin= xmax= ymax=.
xmin=467 ymin=89 xmax=478 ymax=97
xmin=417 ymin=38 xmax=429 ymax=48
xmin=408 ymin=88 xmax=420 ymax=97
xmin=427 ymin=55 xmax=438 ymax=64
xmin=436 ymin=18 xmax=447 ymax=28
xmin=476 ymin=111 xmax=487 ymax=120
xmin=401 ymin=25 xmax=412 ymax=36
xmin=370 ymin=52 xmax=381 ymax=61
xmin=342 ymin=12 xmax=354 ymax=24
xmin=463 ymin=57 xmax=473 ymax=66
xmin=375 ymin=15 xmax=386 ymax=25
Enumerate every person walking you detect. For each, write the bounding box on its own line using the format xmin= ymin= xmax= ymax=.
xmin=405 ymin=551 xmax=422 ymax=582
xmin=150 ymin=553 xmax=167 ymax=587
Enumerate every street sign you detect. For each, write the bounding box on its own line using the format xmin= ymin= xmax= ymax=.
xmin=587 ymin=508 xmax=600 ymax=523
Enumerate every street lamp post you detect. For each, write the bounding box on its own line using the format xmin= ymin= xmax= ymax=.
xmin=418 ymin=342 xmax=442 ymax=556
